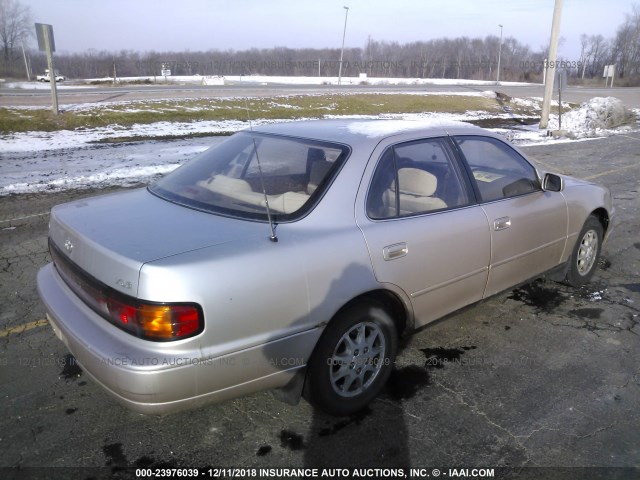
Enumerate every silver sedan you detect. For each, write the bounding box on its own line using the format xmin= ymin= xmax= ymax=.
xmin=37 ymin=119 xmax=614 ymax=416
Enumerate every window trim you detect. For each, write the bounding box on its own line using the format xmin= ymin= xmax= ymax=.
xmin=451 ymin=134 xmax=543 ymax=205
xmin=365 ymin=136 xmax=477 ymax=221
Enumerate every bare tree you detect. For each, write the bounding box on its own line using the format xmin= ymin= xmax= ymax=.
xmin=0 ymin=0 xmax=32 ymax=64
xmin=611 ymin=3 xmax=640 ymax=78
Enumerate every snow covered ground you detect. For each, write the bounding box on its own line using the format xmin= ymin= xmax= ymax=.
xmin=5 ymin=75 xmax=538 ymax=88
xmin=0 ymin=95 xmax=637 ymax=196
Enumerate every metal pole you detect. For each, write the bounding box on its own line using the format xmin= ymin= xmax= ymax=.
xmin=540 ymin=0 xmax=563 ymax=129
xmin=338 ymin=6 xmax=349 ymax=85
xmin=496 ymin=24 xmax=503 ymax=84
xmin=21 ymin=45 xmax=30 ymax=80
xmin=43 ymin=29 xmax=59 ymax=115
xmin=558 ymin=73 xmax=562 ymax=130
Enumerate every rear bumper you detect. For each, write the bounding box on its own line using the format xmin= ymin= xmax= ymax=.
xmin=37 ymin=263 xmax=318 ymax=415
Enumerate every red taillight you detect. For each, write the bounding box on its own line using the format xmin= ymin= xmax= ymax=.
xmin=107 ymin=299 xmax=203 ymax=340
xmin=50 ymin=239 xmax=204 ymax=341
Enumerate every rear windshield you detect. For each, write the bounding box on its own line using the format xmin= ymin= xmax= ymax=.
xmin=150 ymin=132 xmax=350 ymax=221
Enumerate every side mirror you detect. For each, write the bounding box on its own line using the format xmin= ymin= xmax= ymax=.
xmin=542 ymin=173 xmax=563 ymax=192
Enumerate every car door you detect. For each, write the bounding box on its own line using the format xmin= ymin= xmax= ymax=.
xmin=452 ymin=135 xmax=568 ymax=297
xmin=356 ymin=137 xmax=491 ymax=329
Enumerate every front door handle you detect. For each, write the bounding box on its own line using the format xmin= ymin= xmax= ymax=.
xmin=494 ymin=216 xmax=511 ymax=231
xmin=383 ymin=242 xmax=408 ymax=261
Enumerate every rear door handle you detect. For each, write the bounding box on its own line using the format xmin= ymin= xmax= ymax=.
xmin=383 ymin=242 xmax=408 ymax=261
xmin=494 ymin=216 xmax=511 ymax=231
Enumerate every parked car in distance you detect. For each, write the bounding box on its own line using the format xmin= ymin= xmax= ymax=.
xmin=37 ymin=119 xmax=614 ymax=416
xmin=36 ymin=69 xmax=65 ymax=82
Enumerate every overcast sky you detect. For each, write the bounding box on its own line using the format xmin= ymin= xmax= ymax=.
xmin=24 ymin=0 xmax=634 ymax=60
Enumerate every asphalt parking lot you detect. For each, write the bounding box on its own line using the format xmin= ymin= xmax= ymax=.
xmin=1 ymin=132 xmax=639 ymax=477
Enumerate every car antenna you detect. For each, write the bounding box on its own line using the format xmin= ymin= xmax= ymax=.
xmin=244 ymin=98 xmax=278 ymax=243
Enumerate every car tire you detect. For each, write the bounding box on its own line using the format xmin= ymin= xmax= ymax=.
xmin=305 ymin=301 xmax=397 ymax=416
xmin=565 ymin=215 xmax=603 ymax=287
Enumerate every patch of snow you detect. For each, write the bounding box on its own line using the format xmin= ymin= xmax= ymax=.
xmin=549 ymin=97 xmax=636 ymax=137
xmin=2 ymin=74 xmax=540 ymax=88
xmin=0 ymin=119 xmax=281 ymax=153
xmin=4 ymin=82 xmax=90 ymax=90
xmin=0 ymin=141 xmax=217 ymax=195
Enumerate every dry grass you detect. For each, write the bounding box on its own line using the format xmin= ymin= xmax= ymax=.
xmin=0 ymin=92 xmax=532 ymax=135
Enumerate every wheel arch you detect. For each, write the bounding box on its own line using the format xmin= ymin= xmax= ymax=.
xmin=331 ymin=288 xmax=412 ymax=337
xmin=590 ymin=207 xmax=610 ymax=234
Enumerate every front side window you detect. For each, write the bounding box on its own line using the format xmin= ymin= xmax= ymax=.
xmin=367 ymin=138 xmax=470 ymax=219
xmin=150 ymin=132 xmax=349 ymax=220
xmin=454 ymin=136 xmax=541 ymax=202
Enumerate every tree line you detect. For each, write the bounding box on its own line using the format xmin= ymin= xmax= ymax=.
xmin=1 ymin=0 xmax=638 ymax=85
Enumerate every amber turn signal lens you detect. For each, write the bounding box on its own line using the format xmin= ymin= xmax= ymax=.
xmin=138 ymin=304 xmax=201 ymax=340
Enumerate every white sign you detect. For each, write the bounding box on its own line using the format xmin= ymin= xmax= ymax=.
xmin=603 ymin=65 xmax=615 ymax=77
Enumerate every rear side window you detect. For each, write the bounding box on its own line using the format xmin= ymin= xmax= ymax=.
xmin=367 ymin=137 xmax=470 ymax=219
xmin=454 ymin=136 xmax=541 ymax=202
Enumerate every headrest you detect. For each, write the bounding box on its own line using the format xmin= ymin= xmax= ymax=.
xmin=394 ymin=168 xmax=438 ymax=196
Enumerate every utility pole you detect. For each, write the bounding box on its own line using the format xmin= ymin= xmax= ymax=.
xmin=540 ymin=0 xmax=563 ymax=129
xmin=338 ymin=6 xmax=349 ymax=86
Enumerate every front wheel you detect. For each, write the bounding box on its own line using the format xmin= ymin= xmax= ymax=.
xmin=305 ymin=301 xmax=397 ymax=416
xmin=565 ymin=216 xmax=603 ymax=287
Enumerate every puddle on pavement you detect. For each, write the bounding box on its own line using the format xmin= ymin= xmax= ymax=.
xmin=569 ymin=308 xmax=604 ymax=319
xmin=60 ymin=353 xmax=83 ymax=380
xmin=280 ymin=429 xmax=305 ymax=451
xmin=256 ymin=445 xmax=272 ymax=456
xmin=622 ymin=283 xmax=640 ymax=293
xmin=318 ymin=408 xmax=371 ymax=436
xmin=508 ymin=281 xmax=566 ymax=313
xmin=385 ymin=346 xmax=476 ymax=401
xmin=421 ymin=346 xmax=476 ymax=369
xmin=103 ymin=442 xmax=127 ymax=467
xmin=385 ymin=366 xmax=431 ymax=401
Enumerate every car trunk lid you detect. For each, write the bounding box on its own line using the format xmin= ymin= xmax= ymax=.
xmin=49 ymin=188 xmax=264 ymax=296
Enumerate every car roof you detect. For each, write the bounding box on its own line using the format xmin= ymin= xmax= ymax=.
xmin=251 ymin=118 xmax=490 ymax=145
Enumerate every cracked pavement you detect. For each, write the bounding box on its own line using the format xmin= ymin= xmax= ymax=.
xmin=0 ymin=133 xmax=639 ymax=472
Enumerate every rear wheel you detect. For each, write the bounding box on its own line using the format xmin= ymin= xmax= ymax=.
xmin=305 ymin=301 xmax=397 ymax=416
xmin=565 ymin=216 xmax=603 ymax=287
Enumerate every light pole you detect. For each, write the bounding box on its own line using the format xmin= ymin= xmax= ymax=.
xmin=338 ymin=6 xmax=349 ymax=86
xmin=496 ymin=24 xmax=503 ymax=84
